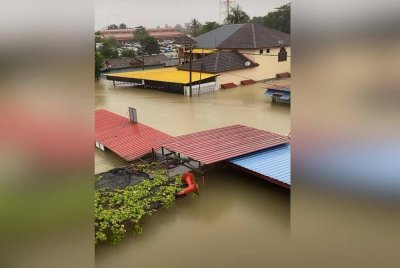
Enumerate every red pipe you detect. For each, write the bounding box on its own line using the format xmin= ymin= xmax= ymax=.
xmin=177 ymin=172 xmax=198 ymax=196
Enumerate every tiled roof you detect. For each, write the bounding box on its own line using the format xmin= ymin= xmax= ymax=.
xmin=194 ymin=23 xmax=290 ymax=49
xmin=104 ymin=54 xmax=169 ymax=69
xmin=177 ymin=50 xmax=258 ymax=73
xmin=218 ymin=24 xmax=290 ymax=49
xmin=173 ymin=35 xmax=197 ymax=45
xmin=194 ymin=24 xmax=243 ymax=48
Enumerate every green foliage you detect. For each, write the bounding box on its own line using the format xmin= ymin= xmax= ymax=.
xmin=95 ymin=164 xmax=184 ymax=245
xmin=102 ymin=37 xmax=118 ymax=48
xmin=107 ymin=24 xmax=119 ymax=30
xmin=141 ymin=36 xmax=160 ymax=55
xmin=100 ymin=37 xmax=119 ymax=58
xmin=133 ymin=26 xmax=159 ymax=54
xmin=95 ymin=52 xmax=104 ymax=80
xmin=226 ymin=5 xmax=250 ymax=24
xmin=250 ymin=3 xmax=290 ymax=34
xmin=121 ymin=49 xmax=136 ymax=58
xmin=263 ymin=3 xmax=290 ymax=34
xmin=174 ymin=24 xmax=186 ymax=33
xmin=95 ymin=31 xmax=102 ymax=43
xmin=189 ymin=18 xmax=202 ymax=37
xmin=119 ymin=23 xmax=127 ymax=29
xmin=133 ymin=26 xmax=149 ymax=44
xmin=251 ymin=16 xmax=264 ymax=25
xmin=200 ymin=21 xmax=220 ymax=35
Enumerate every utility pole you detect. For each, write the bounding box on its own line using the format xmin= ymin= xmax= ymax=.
xmin=189 ymin=44 xmax=193 ymax=97
xmin=141 ymin=45 xmax=145 ymax=70
xmin=219 ymin=0 xmax=236 ymax=24
xmin=227 ymin=0 xmax=230 ymax=22
xmin=172 ymin=35 xmax=197 ymax=97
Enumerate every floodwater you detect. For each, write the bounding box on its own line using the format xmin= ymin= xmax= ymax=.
xmin=95 ymin=78 xmax=291 ymax=267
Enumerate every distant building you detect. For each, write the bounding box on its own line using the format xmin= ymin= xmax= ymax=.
xmin=187 ymin=23 xmax=290 ymax=87
xmin=98 ymin=28 xmax=184 ymax=43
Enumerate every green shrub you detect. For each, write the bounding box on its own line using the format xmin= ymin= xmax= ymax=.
xmin=95 ymin=165 xmax=183 ymax=244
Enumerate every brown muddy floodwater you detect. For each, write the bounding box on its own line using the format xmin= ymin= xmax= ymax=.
xmin=95 ymin=78 xmax=290 ymax=268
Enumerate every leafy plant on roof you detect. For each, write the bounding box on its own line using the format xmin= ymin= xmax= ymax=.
xmin=95 ymin=163 xmax=184 ymax=245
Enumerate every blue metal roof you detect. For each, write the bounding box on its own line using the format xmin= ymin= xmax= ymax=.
xmin=265 ymin=89 xmax=291 ymax=103
xmin=265 ymin=89 xmax=291 ymax=97
xmin=229 ymin=144 xmax=291 ymax=187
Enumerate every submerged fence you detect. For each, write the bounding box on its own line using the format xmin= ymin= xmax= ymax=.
xmin=184 ymin=81 xmax=219 ymax=96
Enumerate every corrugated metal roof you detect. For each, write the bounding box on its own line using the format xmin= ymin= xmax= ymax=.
xmin=162 ymin=125 xmax=289 ymax=164
xmin=95 ymin=110 xmax=175 ymax=161
xmin=229 ymin=144 xmax=291 ymax=187
xmin=105 ymin=67 xmax=217 ymax=84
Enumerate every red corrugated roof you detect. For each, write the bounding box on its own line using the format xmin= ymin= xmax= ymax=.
xmin=95 ymin=110 xmax=174 ymax=161
xmin=162 ymin=125 xmax=289 ymax=164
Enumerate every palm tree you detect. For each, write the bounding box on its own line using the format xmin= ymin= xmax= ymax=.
xmin=226 ymin=5 xmax=250 ymax=24
xmin=189 ymin=18 xmax=202 ymax=37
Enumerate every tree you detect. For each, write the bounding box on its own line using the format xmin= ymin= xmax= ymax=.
xmin=189 ymin=18 xmax=202 ymax=37
xmin=107 ymin=24 xmax=119 ymax=30
xmin=100 ymin=37 xmax=119 ymax=58
xmin=95 ymin=52 xmax=104 ymax=80
xmin=141 ymin=36 xmax=160 ymax=55
xmin=263 ymin=3 xmax=290 ymax=34
xmin=251 ymin=16 xmax=264 ymax=25
xmin=102 ymin=37 xmax=118 ymax=47
xmin=226 ymin=5 xmax=250 ymax=24
xmin=95 ymin=31 xmax=102 ymax=43
xmin=133 ymin=26 xmax=160 ymax=55
xmin=200 ymin=21 xmax=220 ymax=35
xmin=133 ymin=26 xmax=149 ymax=43
xmin=174 ymin=24 xmax=185 ymax=33
xmin=121 ymin=49 xmax=136 ymax=57
xmin=119 ymin=23 xmax=127 ymax=29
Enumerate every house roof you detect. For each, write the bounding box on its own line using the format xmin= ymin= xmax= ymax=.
xmin=173 ymin=35 xmax=197 ymax=45
xmin=105 ymin=67 xmax=218 ymax=84
xmin=177 ymin=50 xmax=258 ymax=73
xmin=194 ymin=23 xmax=290 ymax=49
xmin=194 ymin=24 xmax=243 ymax=49
xmin=104 ymin=54 xmax=169 ymax=69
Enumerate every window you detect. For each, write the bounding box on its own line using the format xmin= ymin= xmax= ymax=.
xmin=278 ymin=47 xmax=287 ymax=62
xmin=259 ymin=49 xmax=263 ymax=54
xmin=266 ymin=48 xmax=270 ymax=53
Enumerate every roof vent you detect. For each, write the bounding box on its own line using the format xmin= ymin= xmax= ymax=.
xmin=128 ymin=107 xmax=138 ymax=123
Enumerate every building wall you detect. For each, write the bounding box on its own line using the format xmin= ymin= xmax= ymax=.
xmin=217 ymin=46 xmax=291 ymax=86
xmin=238 ymin=46 xmax=291 ymax=80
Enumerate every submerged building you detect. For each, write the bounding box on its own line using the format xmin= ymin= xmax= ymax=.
xmin=105 ymin=23 xmax=290 ymax=94
xmin=188 ymin=23 xmax=290 ymax=86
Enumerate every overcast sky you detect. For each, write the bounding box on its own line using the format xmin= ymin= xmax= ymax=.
xmin=95 ymin=0 xmax=289 ymax=30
